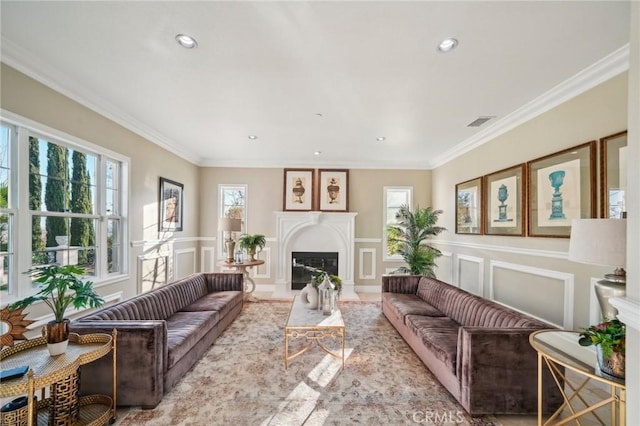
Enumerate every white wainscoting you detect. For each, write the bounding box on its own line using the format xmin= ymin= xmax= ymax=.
xmin=489 ymin=260 xmax=574 ymax=330
xmin=358 ymin=248 xmax=376 ymax=280
xmin=252 ymin=247 xmax=271 ymax=279
xmin=137 ymin=253 xmax=169 ymax=293
xmin=174 ymin=248 xmax=196 ymax=279
xmin=455 ymin=254 xmax=484 ymax=296
xmin=436 ymin=251 xmax=453 ymax=283
xmin=200 ymin=247 xmax=216 ymax=272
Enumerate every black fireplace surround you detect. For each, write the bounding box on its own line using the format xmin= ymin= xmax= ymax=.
xmin=291 ymin=251 xmax=338 ymax=290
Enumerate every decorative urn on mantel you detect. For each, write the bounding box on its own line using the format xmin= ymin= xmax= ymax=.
xmin=10 ymin=265 xmax=104 ymax=356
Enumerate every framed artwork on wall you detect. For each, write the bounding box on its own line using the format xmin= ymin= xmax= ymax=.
xmin=318 ymin=169 xmax=349 ymax=212
xmin=455 ymin=177 xmax=483 ymax=235
xmin=283 ymin=169 xmax=315 ymax=211
xmin=484 ymin=164 xmax=526 ymax=236
xmin=600 ymin=130 xmax=628 ymax=219
xmin=159 ymin=177 xmax=184 ymax=232
xmin=527 ymin=141 xmax=596 ymax=237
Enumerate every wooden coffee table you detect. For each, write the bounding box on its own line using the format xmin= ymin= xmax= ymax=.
xmin=284 ymin=295 xmax=345 ymax=370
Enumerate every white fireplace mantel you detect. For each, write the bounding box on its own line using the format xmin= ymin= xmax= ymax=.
xmin=273 ymin=211 xmax=358 ymax=300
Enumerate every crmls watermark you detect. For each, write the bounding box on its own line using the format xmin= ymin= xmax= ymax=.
xmin=412 ymin=410 xmax=465 ymax=424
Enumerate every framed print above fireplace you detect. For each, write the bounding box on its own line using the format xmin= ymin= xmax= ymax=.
xmin=318 ymin=169 xmax=349 ymax=212
xmin=283 ymin=168 xmax=315 ymax=211
xmin=527 ymin=141 xmax=596 ymax=237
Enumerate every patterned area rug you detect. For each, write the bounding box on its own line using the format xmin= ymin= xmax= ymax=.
xmin=117 ymin=301 xmax=497 ymax=426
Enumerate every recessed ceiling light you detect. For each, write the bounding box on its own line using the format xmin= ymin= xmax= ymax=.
xmin=248 ymin=135 xmax=258 ymax=140
xmin=175 ymin=34 xmax=198 ymax=49
xmin=437 ymin=38 xmax=458 ymax=53
xmin=314 ymin=151 xmax=322 ymax=156
xmin=376 ymin=137 xmax=386 ymax=141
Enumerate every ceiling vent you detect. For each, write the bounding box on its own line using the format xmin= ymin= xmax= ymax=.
xmin=467 ymin=116 xmax=494 ymax=128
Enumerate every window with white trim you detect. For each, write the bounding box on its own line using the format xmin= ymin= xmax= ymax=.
xmin=0 ymin=123 xmax=16 ymax=298
xmin=1 ymin=111 xmax=129 ymax=303
xmin=218 ymin=184 xmax=247 ymax=257
xmin=383 ymin=186 xmax=413 ymax=261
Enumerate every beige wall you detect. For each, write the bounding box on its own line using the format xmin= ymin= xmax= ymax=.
xmin=432 ymin=73 xmax=628 ymax=329
xmin=1 ymin=63 xmax=201 ymax=311
xmin=199 ymin=167 xmax=432 ymax=288
xmin=1 ymin=62 xmax=630 ymax=329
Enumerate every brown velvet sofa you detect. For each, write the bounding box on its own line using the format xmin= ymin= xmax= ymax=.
xmin=382 ymin=275 xmax=561 ymax=415
xmin=70 ymin=272 xmax=244 ymax=409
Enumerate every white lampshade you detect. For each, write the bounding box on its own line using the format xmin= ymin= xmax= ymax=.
xmin=568 ymin=219 xmax=626 ymax=267
xmin=218 ymin=217 xmax=241 ymax=233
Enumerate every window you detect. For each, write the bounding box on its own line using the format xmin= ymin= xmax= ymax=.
xmin=218 ymin=184 xmax=247 ymax=256
xmin=383 ymin=186 xmax=413 ymax=261
xmin=1 ymin=111 xmax=128 ymax=303
xmin=0 ymin=124 xmax=15 ymax=299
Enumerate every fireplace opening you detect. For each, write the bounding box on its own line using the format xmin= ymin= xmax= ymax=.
xmin=291 ymin=251 xmax=338 ymax=290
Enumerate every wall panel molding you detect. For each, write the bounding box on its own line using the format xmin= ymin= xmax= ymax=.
xmin=433 ymin=239 xmax=566 ymax=259
xmin=253 ymin=247 xmax=271 ymax=279
xmin=174 ymin=248 xmax=196 ymax=279
xmin=489 ymin=260 xmax=574 ymax=329
xmin=201 ymin=247 xmax=215 ymax=272
xmin=455 ymin=254 xmax=484 ymax=296
xmin=358 ymin=248 xmax=376 ymax=280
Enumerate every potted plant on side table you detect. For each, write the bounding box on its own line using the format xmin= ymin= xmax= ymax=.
xmin=578 ymin=318 xmax=626 ymax=379
xmin=238 ymin=234 xmax=266 ymax=262
xmin=10 ymin=264 xmax=104 ymax=356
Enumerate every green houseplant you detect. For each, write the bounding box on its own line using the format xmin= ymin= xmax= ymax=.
xmin=238 ymin=234 xmax=266 ymax=261
xmin=387 ymin=204 xmax=446 ymax=277
xmin=311 ymin=272 xmax=342 ymax=295
xmin=11 ymin=264 xmax=104 ymax=356
xmin=578 ymin=318 xmax=625 ymax=378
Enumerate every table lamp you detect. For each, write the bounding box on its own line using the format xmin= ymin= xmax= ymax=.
xmin=218 ymin=217 xmax=241 ymax=263
xmin=568 ymin=218 xmax=626 ymax=320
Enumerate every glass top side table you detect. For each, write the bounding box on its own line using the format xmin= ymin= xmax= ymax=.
xmin=530 ymin=330 xmax=626 ymax=426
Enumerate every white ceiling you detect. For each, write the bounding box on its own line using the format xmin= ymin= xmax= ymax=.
xmin=0 ymin=1 xmax=631 ymax=169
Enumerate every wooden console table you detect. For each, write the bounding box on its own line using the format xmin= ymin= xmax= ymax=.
xmin=0 ymin=330 xmax=117 ymax=426
xmin=220 ymin=259 xmax=264 ymax=302
xmin=530 ymin=330 xmax=625 ymax=426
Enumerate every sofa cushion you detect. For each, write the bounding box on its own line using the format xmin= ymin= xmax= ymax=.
xmin=406 ymin=315 xmax=459 ymax=375
xmin=166 ymin=311 xmax=220 ymax=369
xmin=382 ymin=293 xmax=445 ymax=324
xmin=179 ymin=291 xmax=243 ymax=318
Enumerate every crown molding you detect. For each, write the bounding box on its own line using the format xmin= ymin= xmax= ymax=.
xmin=1 ymin=37 xmax=202 ymax=166
xmin=428 ymin=44 xmax=630 ymax=169
xmin=2 ymin=34 xmax=628 ymax=170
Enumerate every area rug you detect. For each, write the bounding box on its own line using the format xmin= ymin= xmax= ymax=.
xmin=117 ymin=301 xmax=497 ymax=426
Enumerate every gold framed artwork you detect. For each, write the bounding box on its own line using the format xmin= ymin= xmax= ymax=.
xmin=484 ymin=164 xmax=526 ymax=236
xmin=318 ymin=169 xmax=349 ymax=212
xmin=600 ymin=131 xmax=627 ymax=218
xmin=527 ymin=141 xmax=596 ymax=238
xmin=283 ymin=169 xmax=315 ymax=211
xmin=159 ymin=177 xmax=184 ymax=232
xmin=455 ymin=177 xmax=483 ymax=235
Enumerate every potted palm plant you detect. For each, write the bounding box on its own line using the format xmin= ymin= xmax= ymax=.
xmin=238 ymin=234 xmax=266 ymax=261
xmin=387 ymin=204 xmax=446 ymax=277
xmin=10 ymin=264 xmax=104 ymax=356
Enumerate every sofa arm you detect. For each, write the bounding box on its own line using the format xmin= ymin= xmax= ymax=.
xmin=205 ymin=272 xmax=244 ymax=292
xmin=457 ymin=327 xmax=561 ymax=415
xmin=381 ymin=275 xmax=421 ymax=294
xmin=70 ymin=320 xmax=167 ymax=409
